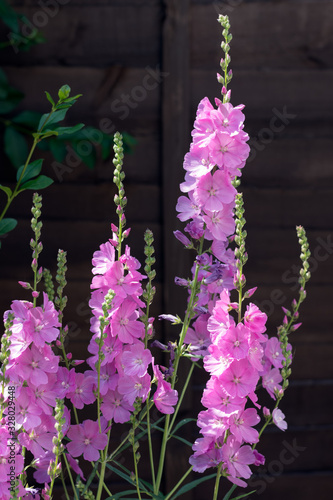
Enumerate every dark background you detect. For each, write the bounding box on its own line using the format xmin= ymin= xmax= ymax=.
xmin=0 ymin=0 xmax=333 ymax=498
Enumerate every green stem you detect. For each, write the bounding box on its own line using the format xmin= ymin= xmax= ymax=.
xmin=146 ymin=399 xmax=156 ymax=490
xmin=0 ymin=106 xmax=55 ymax=224
xmin=213 ymin=463 xmax=223 ymax=500
xmin=132 ymin=439 xmax=142 ymax=500
xmin=164 ymin=466 xmax=193 ymax=500
xmin=60 ymin=471 xmax=71 ymax=500
xmin=96 ymin=425 xmax=112 ymax=500
xmin=63 ymin=454 xmax=80 ymax=500
xmin=168 ymin=362 xmax=195 ymax=433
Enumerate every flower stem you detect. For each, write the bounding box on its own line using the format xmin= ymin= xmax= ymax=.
xmin=164 ymin=466 xmax=193 ymax=500
xmin=213 ymin=462 xmax=223 ymax=500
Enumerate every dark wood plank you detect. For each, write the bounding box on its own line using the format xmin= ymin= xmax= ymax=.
xmin=192 ymin=69 xmax=333 ymax=120
xmin=5 ymin=183 xmax=162 ymax=223
xmin=191 ymin=2 xmax=333 ymax=70
xmin=0 ymin=5 xmax=161 ymax=67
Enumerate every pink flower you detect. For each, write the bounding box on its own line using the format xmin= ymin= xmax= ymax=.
xmin=118 ymin=373 xmax=151 ymax=405
xmin=265 ymin=337 xmax=284 ymax=369
xmin=176 ymin=194 xmax=201 ymax=222
xmin=194 ymin=170 xmax=236 ymax=212
xmin=101 ymin=389 xmax=134 ymax=423
xmin=92 ymin=241 xmax=115 ymax=275
xmin=121 ymin=343 xmax=152 ymax=377
xmin=111 ymin=299 xmax=145 ymax=343
xmin=217 ymin=359 xmax=259 ymax=398
xmin=25 ymin=293 xmax=60 ymax=348
xmin=244 ymin=303 xmax=267 ymax=340
xmin=228 ymin=408 xmax=260 ymax=443
xmin=189 ymin=446 xmax=223 ymax=473
xmin=197 ymin=409 xmax=228 ymax=438
xmin=201 ymin=377 xmax=244 ymax=415
xmin=217 ymin=323 xmax=250 ymax=361
xmin=272 ymin=408 xmax=287 ymax=431
xmin=154 ymin=380 xmax=178 ymax=414
xmin=184 ymin=316 xmax=211 ymax=361
xmin=222 ymin=436 xmax=255 ymax=484
xmin=203 ymin=204 xmax=235 ymax=242
xmin=67 ymin=372 xmax=95 ymax=409
xmin=262 ymin=367 xmax=283 ymax=399
xmin=67 ymin=420 xmax=108 ymax=461
xmin=10 ymin=344 xmax=59 ymax=386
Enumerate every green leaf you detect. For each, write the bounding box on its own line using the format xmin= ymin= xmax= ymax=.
xmin=58 ymin=84 xmax=71 ymax=100
xmin=0 ymin=0 xmax=20 ymax=33
xmin=20 ymin=175 xmax=53 ymax=191
xmin=51 ymin=123 xmax=85 ymax=136
xmin=4 ymin=126 xmax=28 ymax=168
xmin=0 ymin=218 xmax=17 ymax=236
xmin=0 ymin=87 xmax=24 ymax=113
xmin=0 ymin=185 xmax=12 ymax=199
xmin=16 ymin=159 xmax=43 ymax=184
xmin=71 ymin=140 xmax=96 ymax=169
xmin=45 ymin=91 xmax=55 ymax=107
xmin=49 ymin=139 xmax=67 ymax=162
xmin=222 ymin=484 xmax=237 ymax=500
xmin=33 ymin=130 xmax=59 ymax=140
xmin=38 ymin=108 xmax=68 ymax=130
xmin=230 ymin=491 xmax=256 ymax=500
xmin=12 ymin=110 xmax=41 ymax=129
xmin=169 ymin=473 xmax=216 ymax=500
xmin=170 ymin=418 xmax=196 ymax=437
xmin=104 ymin=464 xmax=134 ymax=486
xmin=109 ymin=490 xmax=141 ymax=500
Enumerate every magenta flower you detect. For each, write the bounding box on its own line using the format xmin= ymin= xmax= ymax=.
xmin=67 ymin=420 xmax=108 ymax=461
xmin=197 ymin=409 xmax=228 ymax=438
xmin=154 ymin=380 xmax=178 ymax=414
xmin=265 ymin=337 xmax=284 ymax=369
xmin=218 ymin=359 xmax=259 ymax=398
xmin=67 ymin=372 xmax=96 ymax=409
xmin=201 ymin=377 xmax=244 ymax=415
xmin=25 ymin=293 xmax=60 ymax=348
xmin=121 ymin=343 xmax=152 ymax=377
xmin=218 ymin=323 xmax=250 ymax=361
xmin=272 ymin=408 xmax=287 ymax=431
xmin=118 ymin=373 xmax=151 ymax=405
xmin=222 ymin=436 xmax=255 ymax=483
xmin=194 ymin=169 xmax=236 ymax=212
xmin=203 ymin=204 xmax=235 ymax=242
xmin=262 ymin=367 xmax=283 ymax=399
xmin=228 ymin=408 xmax=260 ymax=444
xmin=101 ymin=389 xmax=134 ymax=423
xmin=11 ymin=344 xmax=59 ymax=386
xmin=92 ymin=241 xmax=115 ymax=275
xmin=111 ymin=299 xmax=145 ymax=343
xmin=176 ymin=194 xmax=201 ymax=222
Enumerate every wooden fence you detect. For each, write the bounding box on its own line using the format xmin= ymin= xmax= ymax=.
xmin=0 ymin=0 xmax=332 ymax=498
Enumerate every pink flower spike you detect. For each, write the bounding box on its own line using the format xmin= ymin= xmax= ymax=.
xmin=272 ymin=408 xmax=287 ymax=431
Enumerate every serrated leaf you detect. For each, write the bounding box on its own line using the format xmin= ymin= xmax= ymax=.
xmin=16 ymin=159 xmax=43 ymax=184
xmin=12 ymin=110 xmax=41 ymax=129
xmin=4 ymin=126 xmax=28 ymax=168
xmin=0 ymin=185 xmax=12 ymax=199
xmin=169 ymin=473 xmax=216 ymax=500
xmin=0 ymin=218 xmax=17 ymax=236
xmin=51 ymin=123 xmax=85 ymax=136
xmin=38 ymin=108 xmax=68 ymax=130
xmin=20 ymin=175 xmax=53 ymax=191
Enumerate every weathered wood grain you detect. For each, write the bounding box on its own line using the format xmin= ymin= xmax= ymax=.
xmin=192 ymin=69 xmax=333 ymax=120
xmin=191 ymin=2 xmax=333 ymax=70
xmin=0 ymin=5 xmax=161 ymax=67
